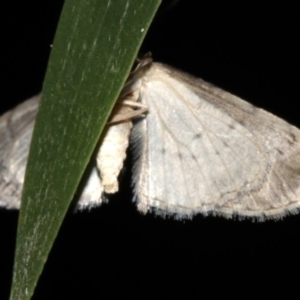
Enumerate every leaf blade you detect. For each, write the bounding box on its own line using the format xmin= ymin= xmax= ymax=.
xmin=10 ymin=1 xmax=161 ymax=299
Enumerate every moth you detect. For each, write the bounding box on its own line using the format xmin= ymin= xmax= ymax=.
xmin=1 ymin=57 xmax=300 ymax=220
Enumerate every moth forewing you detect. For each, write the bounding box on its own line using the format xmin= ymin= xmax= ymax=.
xmin=131 ymin=63 xmax=300 ymax=220
xmin=0 ymin=95 xmax=39 ymax=209
xmin=0 ymin=95 xmax=105 ymax=210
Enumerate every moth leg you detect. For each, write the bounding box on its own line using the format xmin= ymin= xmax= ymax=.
xmin=108 ymin=100 xmax=148 ymax=124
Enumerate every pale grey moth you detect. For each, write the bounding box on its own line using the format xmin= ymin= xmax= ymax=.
xmin=1 ymin=57 xmax=300 ymax=220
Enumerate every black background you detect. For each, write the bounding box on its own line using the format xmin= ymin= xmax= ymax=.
xmin=1 ymin=1 xmax=300 ymax=299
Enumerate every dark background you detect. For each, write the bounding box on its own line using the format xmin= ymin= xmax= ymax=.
xmin=1 ymin=1 xmax=299 ymax=299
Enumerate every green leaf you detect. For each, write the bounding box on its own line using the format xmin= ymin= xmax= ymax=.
xmin=10 ymin=0 xmax=161 ymax=299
